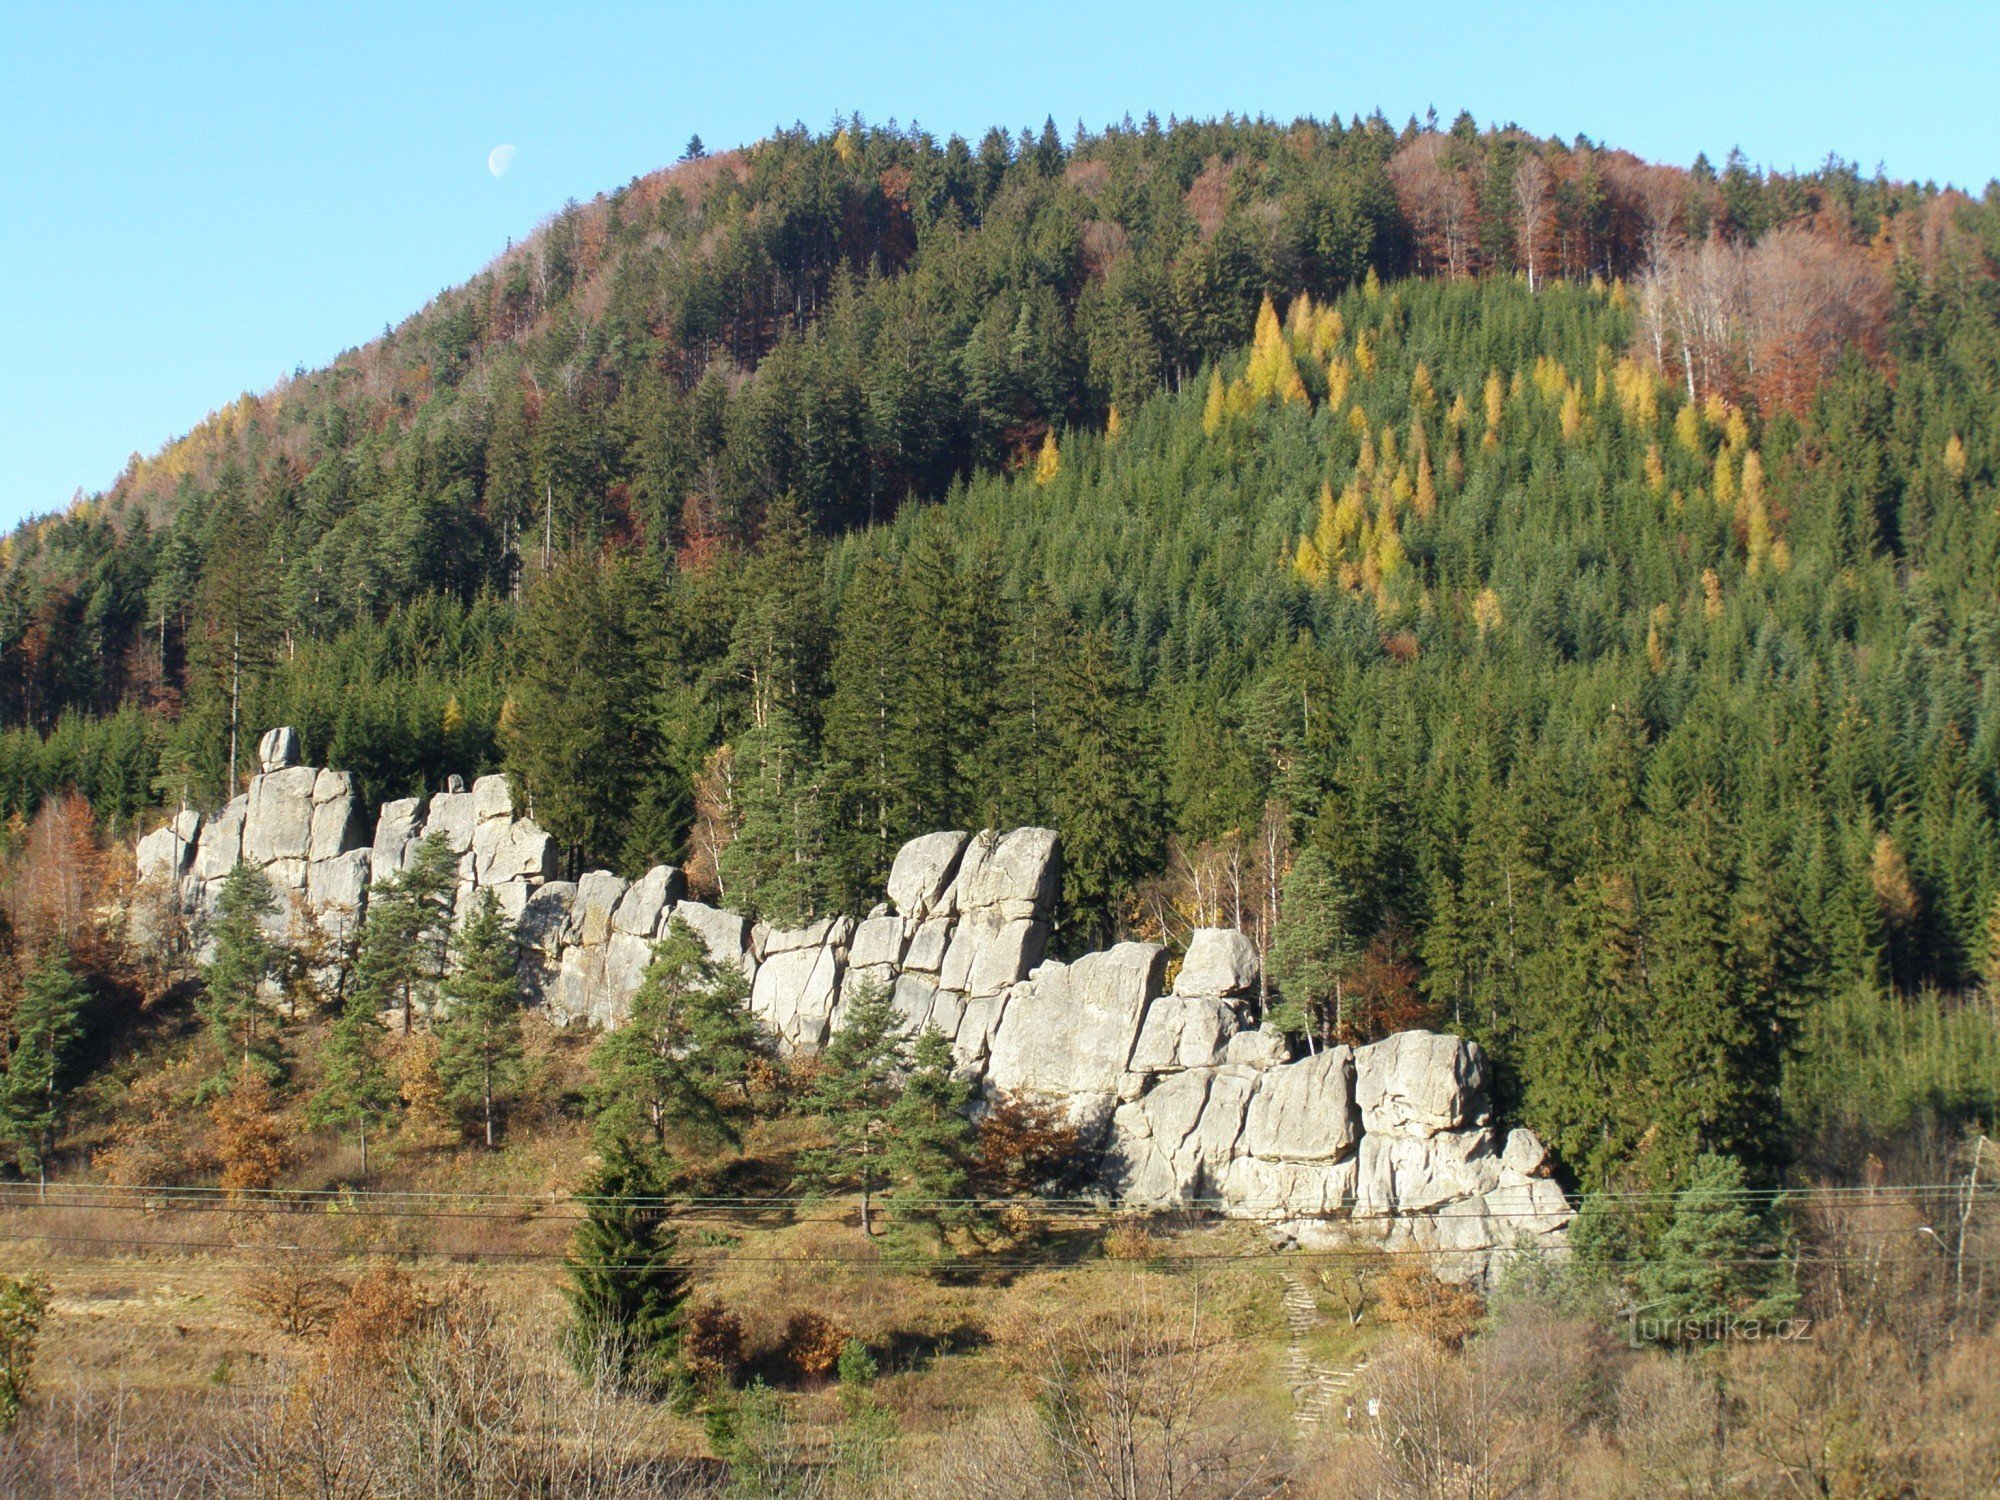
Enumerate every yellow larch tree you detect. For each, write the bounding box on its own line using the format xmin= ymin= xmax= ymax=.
xmin=1034 ymin=429 xmax=1061 ymax=486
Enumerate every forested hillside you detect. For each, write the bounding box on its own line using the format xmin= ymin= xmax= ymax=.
xmin=3 ymin=111 xmax=1999 ymax=1198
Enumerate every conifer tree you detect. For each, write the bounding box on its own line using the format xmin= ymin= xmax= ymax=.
xmin=800 ymin=980 xmax=906 ymax=1236
xmin=564 ymin=1145 xmax=689 ymax=1391
xmin=1634 ymin=1153 xmax=1794 ymax=1339
xmin=501 ymin=553 xmax=652 ymax=873
xmin=880 ymin=1027 xmax=984 ymax=1261
xmin=352 ymin=832 xmax=457 ymax=1032
xmin=434 ymin=890 xmax=524 ymax=1148
xmin=1267 ymin=846 xmax=1361 ymax=1046
xmin=307 ymin=982 xmax=395 ymax=1177
xmin=589 ymin=916 xmax=760 ymax=1165
xmin=201 ymin=863 xmax=280 ymax=1072
xmin=0 ymin=948 xmax=87 ymax=1190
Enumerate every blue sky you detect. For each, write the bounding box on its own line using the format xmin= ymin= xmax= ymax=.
xmin=3 ymin=1 xmax=1997 ymax=529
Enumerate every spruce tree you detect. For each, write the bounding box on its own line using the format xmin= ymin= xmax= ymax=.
xmin=589 ymin=916 xmax=760 ymax=1165
xmin=800 ymin=980 xmax=906 ymax=1236
xmin=880 ymin=1027 xmax=983 ymax=1262
xmin=1634 ymin=1153 xmax=1794 ymax=1340
xmin=201 ymin=863 xmax=280 ymax=1072
xmin=434 ymin=890 xmax=524 ymax=1148
xmin=1267 ymin=845 xmax=1361 ymax=1047
xmin=0 ymin=948 xmax=87 ymax=1190
xmin=564 ymin=1145 xmax=690 ymax=1391
xmin=307 ymin=982 xmax=395 ymax=1177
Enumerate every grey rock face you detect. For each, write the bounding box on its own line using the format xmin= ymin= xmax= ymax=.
xmin=137 ymin=809 xmax=203 ymax=886
xmin=955 ymin=826 xmax=1061 ymax=918
xmin=1128 ymin=995 xmax=1243 ymax=1076
xmin=473 ymin=817 xmax=556 ymax=886
xmin=139 ymin=778 xmax=1568 ymax=1282
xmin=370 ymin=797 xmax=426 ymax=883
xmin=612 ymin=865 xmax=685 ymax=938
xmin=307 ymin=848 xmax=371 ymax=913
xmin=987 ymin=942 xmax=1165 ymax=1133
xmin=671 ymin=900 xmax=752 ymax=976
xmin=938 ymin=911 xmax=1047 ymax=999
xmin=472 ymin=773 xmax=514 ymax=822
xmin=751 ymin=943 xmax=844 ymax=1051
xmin=1173 ymin=928 xmax=1261 ymax=997
xmin=1242 ymin=1047 xmax=1360 ymax=1162
xmin=420 ymin=790 xmax=479 ymax=857
xmin=1354 ymin=1030 xmax=1490 ymax=1138
xmin=192 ymin=797 xmax=248 ymax=884
xmin=847 ymin=914 xmax=907 ymax=971
xmin=242 ymin=767 xmax=318 ymax=865
xmin=887 ymin=831 xmax=970 ymax=919
xmin=258 ymin=726 xmax=300 ymax=773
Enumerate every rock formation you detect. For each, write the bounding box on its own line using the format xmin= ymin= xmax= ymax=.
xmin=135 ymin=727 xmax=1569 ymax=1280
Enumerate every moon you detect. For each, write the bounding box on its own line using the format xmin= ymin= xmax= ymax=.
xmin=487 ymin=144 xmax=516 ymax=179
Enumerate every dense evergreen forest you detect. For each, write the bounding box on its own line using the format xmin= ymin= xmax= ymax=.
xmin=4 ymin=111 xmax=1999 ymax=1196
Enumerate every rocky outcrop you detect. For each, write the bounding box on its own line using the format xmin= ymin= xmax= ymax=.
xmin=134 ymin=730 xmax=1569 ymax=1280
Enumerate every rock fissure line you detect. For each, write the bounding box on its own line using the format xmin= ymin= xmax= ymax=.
xmin=136 ymin=729 xmax=1570 ymax=1280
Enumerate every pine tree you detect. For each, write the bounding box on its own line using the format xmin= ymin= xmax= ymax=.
xmin=589 ymin=916 xmax=760 ymax=1165
xmin=564 ymin=1145 xmax=690 ymax=1391
xmin=201 ymin=862 xmax=280 ymax=1072
xmin=800 ymin=980 xmax=906 ymax=1236
xmin=434 ymin=890 xmax=524 ymax=1148
xmin=307 ymin=982 xmax=395 ymax=1177
xmin=880 ymin=1027 xmax=984 ymax=1262
xmin=0 ymin=948 xmax=87 ymax=1190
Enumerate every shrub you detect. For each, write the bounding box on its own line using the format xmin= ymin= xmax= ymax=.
xmin=780 ymin=1309 xmax=850 ymax=1381
xmin=1376 ymin=1263 xmax=1485 ymax=1349
xmin=0 ymin=1275 xmax=50 ymax=1429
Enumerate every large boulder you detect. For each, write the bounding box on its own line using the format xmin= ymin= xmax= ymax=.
xmin=257 ymin=726 xmax=300 ymax=773
xmin=307 ymin=848 xmax=371 ymax=913
xmin=1173 ymin=928 xmax=1260 ymax=997
xmin=570 ymin=871 xmax=629 ymax=947
xmin=420 ymin=790 xmax=479 ymax=856
xmin=887 ymin=831 xmax=970 ymax=920
xmin=670 ymin=900 xmax=753 ymax=976
xmin=308 ymin=770 xmax=364 ymax=861
xmin=902 ymin=917 xmax=952 ymax=974
xmin=1127 ymin=995 xmax=1242 ymax=1076
xmin=751 ymin=943 xmax=844 ymax=1050
xmin=612 ymin=865 xmax=685 ymax=938
xmin=986 ymin=942 xmax=1165 ymax=1131
xmin=471 ymin=773 xmax=514 ymax=822
xmin=847 ymin=913 xmax=907 ymax=971
xmin=472 ymin=816 xmax=556 ymax=886
xmin=241 ymin=767 xmax=318 ymax=865
xmin=370 ymin=796 xmax=426 ymax=882
xmin=1356 ymin=1128 xmax=1502 ymax=1215
xmin=193 ymin=797 xmax=248 ymax=883
xmin=954 ymin=827 xmax=1061 ymax=918
xmin=1354 ymin=1030 xmax=1490 ymax=1138
xmin=1242 ymin=1047 xmax=1360 ymax=1162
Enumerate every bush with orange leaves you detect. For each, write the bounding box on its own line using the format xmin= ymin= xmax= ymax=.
xmin=209 ymin=1061 xmax=293 ymax=1195
xmin=780 ymin=1308 xmax=851 ymax=1381
xmin=1375 ymin=1261 xmax=1486 ymax=1350
xmin=325 ymin=1262 xmax=431 ymax=1370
